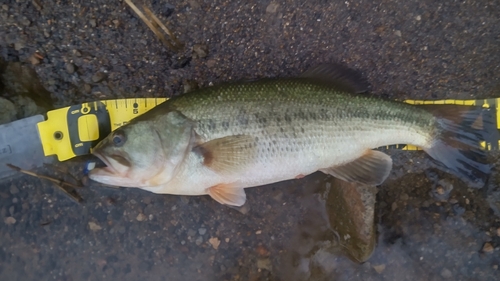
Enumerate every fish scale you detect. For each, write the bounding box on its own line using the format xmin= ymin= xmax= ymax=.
xmin=89 ymin=65 xmax=491 ymax=206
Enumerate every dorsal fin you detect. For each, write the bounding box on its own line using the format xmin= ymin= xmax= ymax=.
xmin=300 ymin=63 xmax=370 ymax=94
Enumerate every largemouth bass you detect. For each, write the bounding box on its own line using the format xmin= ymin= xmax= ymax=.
xmin=89 ymin=64 xmax=491 ymax=206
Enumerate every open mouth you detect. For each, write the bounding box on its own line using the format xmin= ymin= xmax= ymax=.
xmin=91 ymin=152 xmax=119 ymax=175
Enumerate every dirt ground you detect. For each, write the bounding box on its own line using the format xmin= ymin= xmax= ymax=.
xmin=1 ymin=0 xmax=499 ymax=280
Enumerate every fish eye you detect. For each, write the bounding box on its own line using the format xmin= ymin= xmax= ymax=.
xmin=112 ymin=130 xmax=127 ymax=147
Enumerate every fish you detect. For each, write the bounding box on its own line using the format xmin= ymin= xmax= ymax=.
xmin=88 ymin=64 xmax=492 ymax=206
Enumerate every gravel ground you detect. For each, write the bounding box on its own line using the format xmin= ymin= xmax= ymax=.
xmin=1 ymin=0 xmax=500 ymax=280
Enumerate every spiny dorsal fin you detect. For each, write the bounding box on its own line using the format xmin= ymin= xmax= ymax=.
xmin=300 ymin=63 xmax=369 ymax=94
xmin=321 ymin=150 xmax=393 ymax=185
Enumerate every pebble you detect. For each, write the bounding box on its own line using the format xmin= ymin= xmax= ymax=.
xmin=482 ymin=242 xmax=494 ymax=253
xmin=198 ymin=228 xmax=207 ymax=235
xmin=91 ymin=72 xmax=107 ymax=83
xmin=83 ymin=83 xmax=92 ymax=93
xmin=373 ymin=264 xmax=385 ymax=273
xmin=2 ymin=4 xmax=8 ymax=11
xmin=65 ymin=63 xmax=75 ymax=74
xmin=400 ymin=193 xmax=409 ymax=201
xmin=195 ymin=236 xmax=203 ymax=246
xmin=496 ymin=228 xmax=500 ymax=237
xmin=440 ymin=268 xmax=452 ymax=278
xmin=266 ymin=3 xmax=279 ymax=13
xmin=193 ymin=44 xmax=209 ymax=58
xmin=206 ymin=59 xmax=216 ymax=68
xmin=394 ymin=30 xmax=402 ymax=37
xmin=208 ymin=237 xmax=221 ymax=250
xmin=10 ymin=184 xmax=19 ymax=194
xmin=9 ymin=206 xmax=15 ymax=216
xmin=187 ymin=229 xmax=196 ymax=237
xmin=257 ymin=258 xmax=272 ymax=271
xmin=136 ymin=213 xmax=147 ymax=222
xmin=391 ymin=202 xmax=397 ymax=211
xmin=4 ymin=217 xmax=16 ymax=225
xmin=29 ymin=55 xmax=41 ymax=65
xmin=88 ymin=222 xmax=102 ymax=231
xmin=89 ymin=19 xmax=97 ymax=28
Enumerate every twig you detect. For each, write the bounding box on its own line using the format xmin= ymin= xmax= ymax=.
xmin=142 ymin=5 xmax=183 ymax=49
xmin=6 ymin=164 xmax=83 ymax=203
xmin=43 ymin=163 xmax=82 ymax=187
xmin=124 ymin=0 xmax=182 ymax=51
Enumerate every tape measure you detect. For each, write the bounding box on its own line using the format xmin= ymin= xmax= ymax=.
xmin=35 ymin=97 xmax=499 ymax=162
xmin=37 ymin=98 xmax=167 ymax=161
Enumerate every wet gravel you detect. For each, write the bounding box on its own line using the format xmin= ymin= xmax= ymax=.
xmin=1 ymin=0 xmax=500 ymax=280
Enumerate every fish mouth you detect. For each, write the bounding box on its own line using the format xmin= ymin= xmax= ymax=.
xmin=91 ymin=151 xmax=120 ymax=175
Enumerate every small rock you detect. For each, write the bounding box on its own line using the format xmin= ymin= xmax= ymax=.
xmin=257 ymin=258 xmax=272 ymax=271
xmin=256 ymin=245 xmax=270 ymax=257
xmin=391 ymin=202 xmax=397 ymax=211
xmin=92 ymin=72 xmax=107 ymax=83
xmin=14 ymin=41 xmax=25 ymax=51
xmin=400 ymin=193 xmax=409 ymax=201
xmin=195 ymin=236 xmax=203 ymax=246
xmin=142 ymin=197 xmax=151 ymax=205
xmin=136 ymin=213 xmax=147 ymax=222
xmin=206 ymin=59 xmax=216 ymax=68
xmin=29 ymin=55 xmax=41 ymax=65
xmin=193 ymin=44 xmax=209 ymax=58
xmin=496 ymin=227 xmax=500 ymax=237
xmin=73 ymin=49 xmax=82 ymax=56
xmin=88 ymin=222 xmax=102 ymax=231
xmin=83 ymin=84 xmax=92 ymax=93
xmin=4 ymin=217 xmax=16 ymax=225
xmin=394 ymin=30 xmax=402 ymax=37
xmin=209 ymin=237 xmax=221 ymax=250
xmin=9 ymin=184 xmax=19 ymax=195
xmin=65 ymin=63 xmax=75 ymax=74
xmin=2 ymin=4 xmax=8 ymax=11
xmin=187 ymin=229 xmax=196 ymax=237
xmin=373 ymin=264 xmax=386 ymax=273
xmin=440 ymin=268 xmax=452 ymax=278
xmin=198 ymin=228 xmax=207 ymax=235
xmin=430 ymin=179 xmax=453 ymax=201
xmin=21 ymin=17 xmax=31 ymax=26
xmin=9 ymin=206 xmax=15 ymax=216
xmin=255 ymin=230 xmax=262 ymax=235
xmin=225 ymin=238 xmax=230 ymax=243
xmin=266 ymin=3 xmax=279 ymax=13
xmin=482 ymin=242 xmax=494 ymax=253
xmin=415 ymin=15 xmax=421 ymax=21
xmin=112 ymin=19 xmax=120 ymax=28
xmin=89 ymin=19 xmax=97 ymax=27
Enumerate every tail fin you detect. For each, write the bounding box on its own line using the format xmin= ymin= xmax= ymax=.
xmin=421 ymin=105 xmax=497 ymax=188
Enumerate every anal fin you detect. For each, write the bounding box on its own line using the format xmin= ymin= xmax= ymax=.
xmin=207 ymin=183 xmax=247 ymax=206
xmin=320 ymin=150 xmax=393 ymax=185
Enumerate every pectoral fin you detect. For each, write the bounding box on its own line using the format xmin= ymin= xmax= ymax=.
xmin=207 ymin=183 xmax=246 ymax=206
xmin=193 ymin=135 xmax=256 ymax=174
xmin=321 ymin=150 xmax=393 ymax=185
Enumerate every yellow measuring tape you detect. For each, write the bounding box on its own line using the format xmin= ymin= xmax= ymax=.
xmin=37 ymin=98 xmax=167 ymax=161
xmin=36 ymin=97 xmax=499 ymax=161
